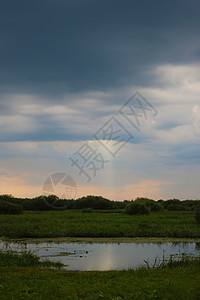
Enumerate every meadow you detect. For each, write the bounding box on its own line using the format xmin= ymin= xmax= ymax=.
xmin=0 ymin=255 xmax=199 ymax=299
xmin=0 ymin=210 xmax=200 ymax=239
xmin=1 ymin=209 xmax=200 ymax=299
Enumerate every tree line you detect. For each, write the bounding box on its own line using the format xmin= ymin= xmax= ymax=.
xmin=0 ymin=194 xmax=200 ymax=214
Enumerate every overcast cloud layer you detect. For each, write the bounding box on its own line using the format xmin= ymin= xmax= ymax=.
xmin=0 ymin=0 xmax=200 ymax=200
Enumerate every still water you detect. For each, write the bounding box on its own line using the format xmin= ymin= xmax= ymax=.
xmin=1 ymin=241 xmax=200 ymax=271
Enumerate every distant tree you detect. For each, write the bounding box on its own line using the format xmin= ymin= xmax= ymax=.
xmin=74 ymin=195 xmax=114 ymax=210
xmin=0 ymin=200 xmax=23 ymax=214
xmin=161 ymin=199 xmax=200 ymax=211
xmin=0 ymin=194 xmax=14 ymax=201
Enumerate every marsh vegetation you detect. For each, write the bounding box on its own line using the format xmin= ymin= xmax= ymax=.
xmin=0 ymin=254 xmax=200 ymax=299
xmin=1 ymin=195 xmax=200 ymax=299
xmin=0 ymin=210 xmax=199 ymax=239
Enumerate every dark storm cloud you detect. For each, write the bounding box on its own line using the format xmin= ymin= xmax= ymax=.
xmin=1 ymin=0 xmax=200 ymax=97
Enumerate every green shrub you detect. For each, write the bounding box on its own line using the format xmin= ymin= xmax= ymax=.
xmin=167 ymin=204 xmax=189 ymax=211
xmin=74 ymin=195 xmax=115 ymax=210
xmin=0 ymin=250 xmax=63 ymax=268
xmin=195 ymin=207 xmax=200 ymax=224
xmin=82 ymin=208 xmax=93 ymax=213
xmin=135 ymin=197 xmax=164 ymax=212
xmin=0 ymin=250 xmax=39 ymax=266
xmin=0 ymin=200 xmax=23 ymax=214
xmin=125 ymin=202 xmax=150 ymax=215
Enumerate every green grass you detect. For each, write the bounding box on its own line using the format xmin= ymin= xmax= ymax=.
xmin=0 ymin=258 xmax=200 ymax=299
xmin=0 ymin=250 xmax=63 ymax=268
xmin=0 ymin=210 xmax=200 ymax=238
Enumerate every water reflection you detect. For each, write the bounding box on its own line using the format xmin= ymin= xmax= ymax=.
xmin=0 ymin=241 xmax=199 ymax=271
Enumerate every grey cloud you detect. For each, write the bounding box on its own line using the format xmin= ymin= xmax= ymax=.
xmin=1 ymin=0 xmax=200 ymax=97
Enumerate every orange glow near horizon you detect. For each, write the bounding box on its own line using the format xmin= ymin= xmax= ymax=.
xmin=0 ymin=179 xmax=172 ymax=201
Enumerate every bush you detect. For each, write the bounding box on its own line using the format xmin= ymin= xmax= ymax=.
xmin=125 ymin=202 xmax=150 ymax=215
xmin=82 ymin=208 xmax=93 ymax=213
xmin=0 ymin=200 xmax=23 ymax=214
xmin=74 ymin=195 xmax=115 ymax=210
xmin=167 ymin=204 xmax=189 ymax=211
xmin=0 ymin=250 xmax=39 ymax=267
xmin=135 ymin=197 xmax=164 ymax=212
xmin=195 ymin=207 xmax=200 ymax=224
xmin=0 ymin=250 xmax=63 ymax=268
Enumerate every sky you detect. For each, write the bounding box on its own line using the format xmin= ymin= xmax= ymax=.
xmin=0 ymin=0 xmax=200 ymax=201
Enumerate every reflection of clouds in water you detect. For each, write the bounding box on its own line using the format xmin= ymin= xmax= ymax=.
xmin=0 ymin=242 xmax=199 ymax=270
xmin=86 ymin=244 xmax=114 ymax=271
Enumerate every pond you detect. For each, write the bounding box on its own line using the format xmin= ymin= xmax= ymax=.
xmin=1 ymin=241 xmax=200 ymax=271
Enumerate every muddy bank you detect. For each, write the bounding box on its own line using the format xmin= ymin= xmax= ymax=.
xmin=1 ymin=236 xmax=200 ymax=244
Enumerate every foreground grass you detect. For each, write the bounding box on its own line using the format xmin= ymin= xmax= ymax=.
xmin=0 ymin=210 xmax=200 ymax=239
xmin=0 ymin=259 xmax=200 ymax=299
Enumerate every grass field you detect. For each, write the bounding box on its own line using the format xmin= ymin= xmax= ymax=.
xmin=1 ymin=211 xmax=200 ymax=299
xmin=0 ymin=258 xmax=200 ymax=299
xmin=0 ymin=210 xmax=200 ymax=239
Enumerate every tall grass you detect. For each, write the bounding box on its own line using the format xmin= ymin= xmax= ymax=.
xmin=143 ymin=253 xmax=200 ymax=269
xmin=0 ymin=250 xmax=63 ymax=268
xmin=0 ymin=257 xmax=200 ymax=299
xmin=0 ymin=210 xmax=199 ymax=238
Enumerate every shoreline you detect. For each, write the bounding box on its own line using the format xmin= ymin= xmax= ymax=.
xmin=1 ymin=236 xmax=200 ymax=244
